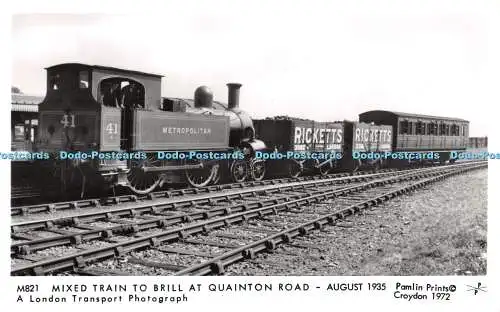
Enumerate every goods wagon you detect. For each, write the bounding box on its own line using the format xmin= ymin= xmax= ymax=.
xmin=253 ymin=117 xmax=344 ymax=177
xmin=253 ymin=117 xmax=393 ymax=177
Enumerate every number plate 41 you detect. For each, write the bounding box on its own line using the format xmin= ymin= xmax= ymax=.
xmin=60 ymin=114 xmax=75 ymax=128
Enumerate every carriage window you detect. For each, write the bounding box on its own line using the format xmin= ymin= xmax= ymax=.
xmin=407 ymin=122 xmax=414 ymax=135
xmin=428 ymin=122 xmax=436 ymax=135
xmin=399 ymin=121 xmax=409 ymax=134
xmin=456 ymin=125 xmax=460 ymax=136
xmin=416 ymin=121 xmax=425 ymax=135
xmin=79 ymin=71 xmax=89 ymax=89
xmin=439 ymin=123 xmax=445 ymax=135
xmin=445 ymin=124 xmax=450 ymax=136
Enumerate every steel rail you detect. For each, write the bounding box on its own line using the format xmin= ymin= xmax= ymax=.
xmin=10 ymin=162 xmax=485 ymax=276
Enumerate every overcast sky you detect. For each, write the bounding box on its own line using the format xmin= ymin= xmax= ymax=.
xmin=9 ymin=1 xmax=500 ymax=136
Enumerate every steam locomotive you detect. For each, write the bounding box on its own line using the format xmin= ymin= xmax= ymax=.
xmin=33 ymin=63 xmax=266 ymax=195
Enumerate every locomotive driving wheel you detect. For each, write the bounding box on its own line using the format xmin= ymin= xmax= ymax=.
xmin=210 ymin=166 xmax=221 ymax=185
xmin=250 ymin=159 xmax=266 ymax=181
xmin=127 ymin=155 xmax=162 ymax=194
xmin=185 ymin=161 xmax=219 ymax=188
xmin=230 ymin=159 xmax=248 ymax=182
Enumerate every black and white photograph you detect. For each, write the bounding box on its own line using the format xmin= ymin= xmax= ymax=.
xmin=2 ymin=1 xmax=499 ymax=310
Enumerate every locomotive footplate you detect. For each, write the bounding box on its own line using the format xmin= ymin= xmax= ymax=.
xmin=141 ymin=162 xmax=205 ymax=172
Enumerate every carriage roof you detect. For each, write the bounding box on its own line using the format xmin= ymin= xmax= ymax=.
xmin=359 ymin=110 xmax=469 ymax=123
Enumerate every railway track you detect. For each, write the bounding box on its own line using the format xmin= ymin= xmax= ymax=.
xmin=10 ymin=165 xmax=453 ymax=233
xmin=10 ymin=161 xmax=486 ymax=276
xmin=10 ymin=169 xmax=425 ymax=249
xmin=11 ymin=169 xmax=398 ymax=217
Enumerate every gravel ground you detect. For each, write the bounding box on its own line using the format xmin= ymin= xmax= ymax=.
xmin=226 ymin=168 xmax=488 ymax=275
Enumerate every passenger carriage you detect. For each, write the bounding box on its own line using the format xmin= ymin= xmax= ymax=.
xmin=359 ymin=110 xmax=469 ymax=165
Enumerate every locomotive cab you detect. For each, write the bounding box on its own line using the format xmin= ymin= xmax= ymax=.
xmin=37 ymin=63 xmax=163 ymax=154
xmin=36 ymin=63 xmax=164 ymax=194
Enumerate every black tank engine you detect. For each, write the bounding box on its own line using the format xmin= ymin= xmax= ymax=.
xmin=34 ymin=63 xmax=266 ymax=195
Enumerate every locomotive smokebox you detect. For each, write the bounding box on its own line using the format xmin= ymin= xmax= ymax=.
xmin=227 ymin=83 xmax=242 ymax=110
xmin=194 ymin=86 xmax=213 ymax=108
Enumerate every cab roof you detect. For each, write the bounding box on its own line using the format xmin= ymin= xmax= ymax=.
xmin=45 ymin=63 xmax=163 ymax=78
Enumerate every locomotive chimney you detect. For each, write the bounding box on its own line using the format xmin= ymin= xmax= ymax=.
xmin=227 ymin=83 xmax=242 ymax=110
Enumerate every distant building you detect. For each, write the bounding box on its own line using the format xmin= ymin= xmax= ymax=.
xmin=11 ymin=93 xmax=43 ymax=151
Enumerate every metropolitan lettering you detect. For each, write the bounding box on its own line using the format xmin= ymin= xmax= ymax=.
xmin=162 ymin=127 xmax=212 ymax=135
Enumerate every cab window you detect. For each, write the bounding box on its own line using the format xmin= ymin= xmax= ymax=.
xmin=79 ymin=71 xmax=89 ymax=89
xmin=49 ymin=74 xmax=60 ymax=90
xmin=99 ymin=78 xmax=145 ymax=109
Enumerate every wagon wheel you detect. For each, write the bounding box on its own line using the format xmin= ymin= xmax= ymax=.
xmin=231 ymin=159 xmax=248 ymax=182
xmin=288 ymin=160 xmax=303 ymax=178
xmin=318 ymin=161 xmax=331 ymax=176
xmin=352 ymin=159 xmax=362 ymax=173
xmin=186 ymin=162 xmax=219 ymax=188
xmin=250 ymin=159 xmax=266 ymax=181
xmin=127 ymin=155 xmax=162 ymax=194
